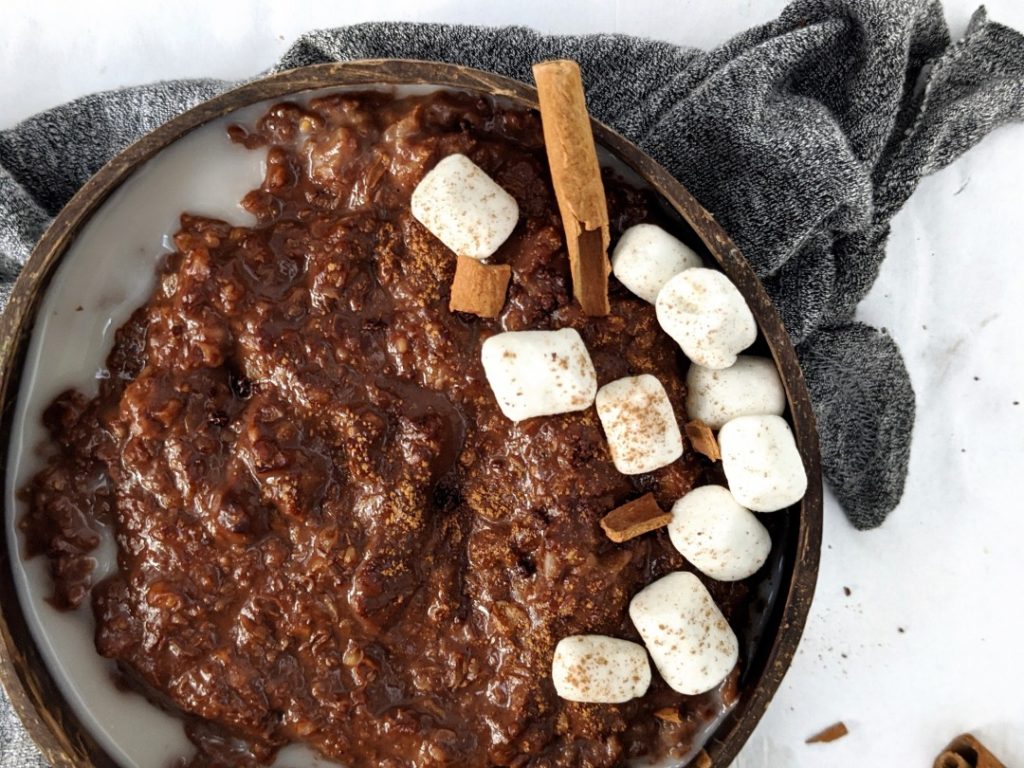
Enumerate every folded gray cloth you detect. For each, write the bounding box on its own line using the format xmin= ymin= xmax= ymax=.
xmin=1 ymin=1 xmax=1023 ymax=764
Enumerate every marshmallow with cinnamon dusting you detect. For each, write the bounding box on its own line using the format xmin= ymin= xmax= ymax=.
xmin=629 ymin=571 xmax=738 ymax=695
xmin=655 ymin=268 xmax=756 ymax=369
xmin=481 ymin=328 xmax=597 ymax=422
xmin=668 ymin=485 xmax=771 ymax=581
xmin=686 ymin=355 xmax=786 ymax=429
xmin=595 ymin=374 xmax=683 ymax=474
xmin=552 ymin=635 xmax=651 ymax=703
xmin=719 ymin=415 xmax=808 ymax=512
xmin=611 ymin=223 xmax=702 ymax=303
xmin=411 ymin=153 xmax=519 ymax=260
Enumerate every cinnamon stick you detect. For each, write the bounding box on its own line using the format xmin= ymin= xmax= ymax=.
xmin=449 ymin=255 xmax=512 ymax=318
xmin=685 ymin=420 xmax=722 ymax=461
xmin=694 ymin=751 xmax=712 ymax=768
xmin=532 ymin=60 xmax=610 ymax=316
xmin=600 ymin=493 xmax=671 ymax=543
xmin=806 ymin=721 xmax=849 ymax=744
xmin=933 ymin=734 xmax=1007 ymax=768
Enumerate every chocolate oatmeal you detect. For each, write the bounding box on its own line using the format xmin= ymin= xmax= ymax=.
xmin=21 ymin=90 xmax=746 ymax=767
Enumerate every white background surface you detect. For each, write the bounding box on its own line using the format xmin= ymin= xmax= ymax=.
xmin=2 ymin=1 xmax=1023 ymax=767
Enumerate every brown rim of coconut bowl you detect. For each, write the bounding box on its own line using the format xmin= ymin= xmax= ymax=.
xmin=0 ymin=60 xmax=822 ymax=768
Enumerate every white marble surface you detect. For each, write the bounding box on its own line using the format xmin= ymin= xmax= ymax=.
xmin=2 ymin=1 xmax=1023 ymax=766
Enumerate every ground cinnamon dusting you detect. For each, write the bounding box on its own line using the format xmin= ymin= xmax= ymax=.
xmin=532 ymin=59 xmax=611 ymax=316
xmin=448 ymin=255 xmax=512 ymax=317
xmin=805 ymin=721 xmax=849 ymax=744
xmin=684 ymin=419 xmax=721 ymax=461
xmin=600 ymin=493 xmax=672 ymax=543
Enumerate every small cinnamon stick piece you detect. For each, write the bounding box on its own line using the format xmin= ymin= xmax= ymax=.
xmin=449 ymin=255 xmax=512 ymax=318
xmin=694 ymin=751 xmax=712 ymax=768
xmin=933 ymin=734 xmax=1007 ymax=768
xmin=600 ymin=493 xmax=671 ymax=543
xmin=653 ymin=707 xmax=682 ymax=724
xmin=806 ymin=721 xmax=849 ymax=744
xmin=685 ymin=420 xmax=722 ymax=461
xmin=532 ymin=60 xmax=610 ymax=316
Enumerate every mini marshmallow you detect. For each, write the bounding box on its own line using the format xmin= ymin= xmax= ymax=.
xmin=611 ymin=223 xmax=702 ymax=303
xmin=685 ymin=356 xmax=786 ymax=430
xmin=655 ymin=268 xmax=756 ymax=370
xmin=551 ymin=635 xmax=651 ymax=704
xmin=410 ymin=153 xmax=519 ymax=260
xmin=668 ymin=485 xmax=771 ymax=582
xmin=719 ymin=415 xmax=808 ymax=512
xmin=481 ymin=328 xmax=597 ymax=422
xmin=595 ymin=374 xmax=683 ymax=475
xmin=629 ymin=571 xmax=738 ymax=695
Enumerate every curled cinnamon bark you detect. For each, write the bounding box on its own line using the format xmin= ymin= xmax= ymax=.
xmin=684 ymin=419 xmax=722 ymax=461
xmin=600 ymin=493 xmax=671 ymax=543
xmin=933 ymin=734 xmax=1007 ymax=768
xmin=449 ymin=255 xmax=511 ymax=317
xmin=532 ymin=59 xmax=611 ymax=316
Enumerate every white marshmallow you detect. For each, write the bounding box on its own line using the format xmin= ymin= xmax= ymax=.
xmin=719 ymin=415 xmax=808 ymax=512
xmin=551 ymin=635 xmax=651 ymax=704
xmin=611 ymin=223 xmax=702 ymax=303
xmin=628 ymin=572 xmax=738 ymax=695
xmin=595 ymin=374 xmax=683 ymax=475
xmin=655 ymin=268 xmax=756 ymax=370
xmin=685 ymin=356 xmax=786 ymax=430
xmin=410 ymin=153 xmax=519 ymax=260
xmin=481 ymin=328 xmax=597 ymax=422
xmin=668 ymin=485 xmax=771 ymax=582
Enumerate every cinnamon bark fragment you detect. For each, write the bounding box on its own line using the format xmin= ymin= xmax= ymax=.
xmin=685 ymin=419 xmax=722 ymax=461
xmin=449 ymin=255 xmax=512 ymax=318
xmin=653 ymin=707 xmax=682 ymax=724
xmin=532 ymin=59 xmax=610 ymax=316
xmin=806 ymin=721 xmax=849 ymax=744
xmin=694 ymin=751 xmax=712 ymax=768
xmin=600 ymin=493 xmax=671 ymax=543
xmin=933 ymin=733 xmax=1007 ymax=768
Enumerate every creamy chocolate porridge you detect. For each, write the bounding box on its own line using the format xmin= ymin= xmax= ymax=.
xmin=20 ymin=90 xmax=751 ymax=768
